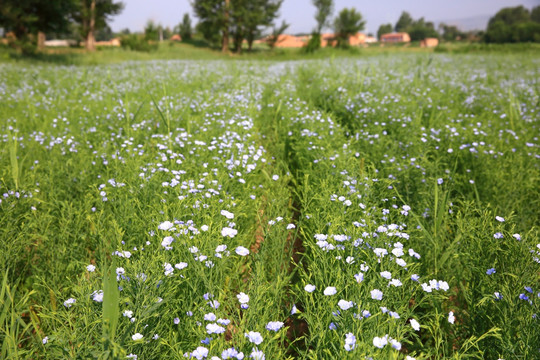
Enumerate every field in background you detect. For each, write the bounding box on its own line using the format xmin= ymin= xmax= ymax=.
xmin=1 ymin=40 xmax=540 ymax=65
xmin=0 ymin=53 xmax=539 ymax=359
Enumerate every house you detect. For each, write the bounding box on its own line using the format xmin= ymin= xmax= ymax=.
xmin=272 ymin=34 xmax=309 ymax=48
xmin=380 ymin=32 xmax=411 ymax=43
xmin=45 ymin=39 xmax=77 ymax=47
xmin=420 ymin=37 xmax=439 ymax=47
xmin=365 ymin=36 xmax=377 ymax=44
xmin=170 ymin=34 xmax=182 ymax=41
xmin=321 ymin=32 xmax=366 ymax=47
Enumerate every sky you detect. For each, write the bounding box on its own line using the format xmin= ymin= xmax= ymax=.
xmin=110 ymin=0 xmax=540 ymax=35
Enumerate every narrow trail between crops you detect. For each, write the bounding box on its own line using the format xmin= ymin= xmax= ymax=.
xmin=252 ymin=94 xmax=310 ymax=358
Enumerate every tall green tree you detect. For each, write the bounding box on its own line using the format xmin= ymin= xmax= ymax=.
xmin=485 ymin=6 xmax=540 ymax=43
xmin=532 ymin=6 xmax=540 ymax=23
xmin=333 ymin=7 xmax=365 ymax=48
xmin=0 ymin=0 xmax=75 ymax=50
xmin=395 ymin=11 xmax=413 ymax=32
xmin=407 ymin=17 xmax=438 ymax=41
xmin=313 ymin=0 xmax=334 ymax=34
xmin=192 ymin=0 xmax=230 ymax=52
xmin=377 ymin=23 xmax=392 ymax=40
xmin=72 ymin=0 xmax=124 ymax=51
xmin=192 ymin=0 xmax=282 ymax=53
xmin=178 ymin=13 xmax=192 ymax=40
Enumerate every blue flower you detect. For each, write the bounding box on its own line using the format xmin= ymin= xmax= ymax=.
xmin=486 ymin=268 xmax=496 ymax=275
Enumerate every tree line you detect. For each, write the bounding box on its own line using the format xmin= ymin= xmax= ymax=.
xmin=1 ymin=1 xmax=539 ymax=55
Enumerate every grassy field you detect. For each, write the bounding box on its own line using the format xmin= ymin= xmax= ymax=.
xmin=0 ymin=52 xmax=539 ymax=359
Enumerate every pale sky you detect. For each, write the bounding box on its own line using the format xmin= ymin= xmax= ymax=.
xmin=110 ymin=0 xmax=539 ymax=35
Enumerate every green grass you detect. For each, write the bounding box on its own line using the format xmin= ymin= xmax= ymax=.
xmin=0 ymin=52 xmax=539 ymax=359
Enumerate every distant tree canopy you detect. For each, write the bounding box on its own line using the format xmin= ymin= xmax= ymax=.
xmin=313 ymin=0 xmax=334 ymax=34
xmin=0 ymin=0 xmax=123 ymax=52
xmin=392 ymin=11 xmax=438 ymax=41
xmin=377 ymin=23 xmax=392 ymax=40
xmin=439 ymin=23 xmax=466 ymax=41
xmin=485 ymin=6 xmax=540 ymax=43
xmin=177 ymin=13 xmax=192 ymax=41
xmin=395 ymin=11 xmax=413 ymax=33
xmin=0 ymin=0 xmax=75 ymax=45
xmin=192 ymin=0 xmax=283 ymax=53
xmin=333 ymin=7 xmax=365 ymax=48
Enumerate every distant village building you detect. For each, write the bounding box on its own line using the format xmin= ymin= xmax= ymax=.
xmin=170 ymin=34 xmax=182 ymax=41
xmin=420 ymin=37 xmax=439 ymax=47
xmin=273 ymin=34 xmax=309 ymax=48
xmin=321 ymin=32 xmax=366 ymax=47
xmin=45 ymin=39 xmax=78 ymax=47
xmin=365 ymin=36 xmax=377 ymax=44
xmin=380 ymin=32 xmax=411 ymax=43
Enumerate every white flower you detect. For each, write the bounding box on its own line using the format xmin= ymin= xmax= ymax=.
xmin=237 ymin=292 xmax=249 ymax=304
xmin=222 ymin=227 xmax=238 ymax=238
xmin=371 ymin=289 xmax=383 ymax=301
xmin=448 ymin=311 xmax=455 ymax=324
xmin=354 ymin=273 xmax=364 ymax=283
xmin=266 ymin=321 xmax=284 ymax=331
xmin=323 ymin=287 xmax=337 ymax=296
xmin=42 ymin=336 xmax=48 ymax=344
xmin=161 ymin=236 xmax=174 ymax=250
xmin=158 ymin=221 xmax=174 ymax=231
xmin=304 ymin=284 xmax=316 ymax=292
xmin=495 ymin=216 xmax=505 ymax=222
xmin=380 ymin=271 xmax=392 ymax=279
xmin=91 ymin=290 xmax=104 ymax=302
xmin=291 ymin=304 xmax=298 ymax=314
xmin=221 ymin=210 xmax=234 ymax=219
xmin=175 ymin=262 xmax=188 ymax=270
xmin=390 ymin=339 xmax=402 ymax=350
xmin=201 ymin=225 xmax=209 ymax=232
xmin=132 ymin=333 xmax=143 ymax=341
xmin=191 ymin=346 xmax=209 ymax=360
xmin=123 ymin=310 xmax=133 ymax=319
xmin=245 ymin=331 xmax=263 ymax=345
xmin=287 ymin=223 xmax=296 ymax=230
xmin=64 ymin=298 xmax=76 ymax=308
xmin=373 ymin=335 xmax=388 ymax=348
xmin=86 ymin=264 xmax=96 ymax=272
xmin=337 ymin=300 xmax=354 ymax=310
xmin=206 ymin=323 xmax=225 ymax=334
xmin=250 ymin=348 xmax=265 ymax=360
xmin=204 ymin=313 xmax=217 ymax=321
xmin=235 ymin=246 xmax=249 ymax=256
xmin=410 ymin=319 xmax=420 ymax=331
xmin=272 ymin=175 xmax=279 ymax=181
xmin=344 ymin=332 xmax=356 ymax=351
xmin=116 ymin=267 xmax=125 ymax=276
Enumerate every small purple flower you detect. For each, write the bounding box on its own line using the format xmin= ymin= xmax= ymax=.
xmin=486 ymin=268 xmax=496 ymax=275
xmin=519 ymin=293 xmax=529 ymax=301
xmin=494 ymin=232 xmax=503 ymax=239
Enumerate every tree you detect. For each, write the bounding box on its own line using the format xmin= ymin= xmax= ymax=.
xmin=144 ymin=20 xmax=160 ymax=42
xmin=72 ymin=0 xmax=124 ymax=51
xmin=407 ymin=17 xmax=438 ymax=41
xmin=485 ymin=6 xmax=540 ymax=43
xmin=395 ymin=11 xmax=413 ymax=32
xmin=532 ymin=6 xmax=540 ymax=23
xmin=0 ymin=0 xmax=75 ymax=51
xmin=333 ymin=8 xmax=365 ymax=48
xmin=313 ymin=0 xmax=334 ymax=34
xmin=439 ymin=23 xmax=465 ymax=41
xmin=192 ymin=0 xmax=230 ymax=52
xmin=192 ymin=0 xmax=283 ymax=53
xmin=377 ymin=23 xmax=392 ymax=40
xmin=178 ymin=13 xmax=192 ymax=41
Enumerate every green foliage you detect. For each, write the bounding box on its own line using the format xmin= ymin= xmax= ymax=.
xmin=377 ymin=23 xmax=392 ymax=40
xmin=312 ymin=0 xmax=334 ymax=34
xmin=120 ymin=34 xmax=158 ymax=52
xmin=395 ymin=11 xmax=413 ymax=32
xmin=178 ymin=13 xmax=192 ymax=41
xmin=333 ymin=7 xmax=365 ymax=48
xmin=304 ymin=32 xmax=322 ymax=53
xmin=485 ymin=6 xmax=540 ymax=43
xmin=144 ymin=20 xmax=160 ymax=42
